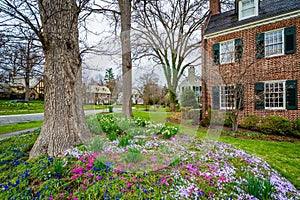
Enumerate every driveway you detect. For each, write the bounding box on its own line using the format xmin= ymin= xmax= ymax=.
xmin=0 ymin=108 xmax=121 ymax=126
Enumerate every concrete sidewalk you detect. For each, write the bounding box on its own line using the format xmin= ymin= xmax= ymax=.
xmin=0 ymin=127 xmax=40 ymax=140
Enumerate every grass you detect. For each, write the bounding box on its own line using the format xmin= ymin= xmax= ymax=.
xmin=84 ymin=104 xmax=122 ymax=110
xmin=0 ymin=120 xmax=43 ymax=135
xmin=133 ymin=110 xmax=173 ymax=125
xmin=0 ymin=100 xmax=44 ymax=115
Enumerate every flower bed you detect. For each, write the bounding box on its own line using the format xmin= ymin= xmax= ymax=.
xmin=0 ymin=115 xmax=299 ymax=199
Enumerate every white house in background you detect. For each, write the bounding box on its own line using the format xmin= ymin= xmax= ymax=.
xmin=178 ymin=67 xmax=202 ymax=103
xmin=132 ymin=88 xmax=144 ymax=105
xmin=116 ymin=89 xmax=144 ymax=105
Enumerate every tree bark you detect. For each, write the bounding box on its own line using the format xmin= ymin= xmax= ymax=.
xmin=169 ymin=89 xmax=177 ymax=112
xmin=30 ymin=0 xmax=92 ymax=158
xmin=119 ymin=0 xmax=133 ymax=117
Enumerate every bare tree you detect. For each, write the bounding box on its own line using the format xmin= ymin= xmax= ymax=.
xmin=86 ymin=0 xmax=134 ymax=116
xmin=0 ymin=0 xmax=93 ymax=157
xmin=133 ymin=0 xmax=209 ymax=111
xmin=137 ymin=72 xmax=160 ymax=110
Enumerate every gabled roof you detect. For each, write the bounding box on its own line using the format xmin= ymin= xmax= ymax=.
xmin=10 ymin=77 xmax=42 ymax=88
xmin=86 ymin=85 xmax=111 ymax=94
xmin=204 ymin=0 xmax=300 ymax=35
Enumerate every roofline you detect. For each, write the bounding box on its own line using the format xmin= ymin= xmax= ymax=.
xmin=204 ymin=10 xmax=300 ymax=39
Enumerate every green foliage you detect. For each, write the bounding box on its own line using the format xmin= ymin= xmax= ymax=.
xmin=0 ymin=100 xmax=44 ymax=115
xmin=89 ymin=138 xmax=105 ymax=152
xmin=292 ymin=118 xmax=300 ymax=138
xmin=160 ymin=126 xmax=179 ymax=139
xmin=240 ymin=114 xmax=260 ymax=130
xmin=104 ymin=68 xmax=115 ymax=82
xmin=180 ymin=89 xmax=198 ymax=109
xmin=118 ymin=136 xmax=130 ymax=147
xmin=108 ymin=132 xmax=117 ymax=141
xmin=259 ymin=116 xmax=291 ymax=136
xmin=125 ymin=148 xmax=142 ymax=163
xmin=244 ymin=174 xmax=274 ymax=200
xmin=52 ymin=159 xmax=64 ymax=176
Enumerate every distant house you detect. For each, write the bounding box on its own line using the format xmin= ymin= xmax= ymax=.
xmin=116 ymin=89 xmax=144 ymax=105
xmin=0 ymin=82 xmax=10 ymax=99
xmin=84 ymin=85 xmax=111 ymax=105
xmin=132 ymin=88 xmax=144 ymax=105
xmin=202 ymin=0 xmax=300 ymax=121
xmin=178 ymin=67 xmax=202 ymax=104
xmin=6 ymin=77 xmax=44 ymax=100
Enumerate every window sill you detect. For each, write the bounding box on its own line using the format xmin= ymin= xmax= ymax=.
xmin=265 ymin=53 xmax=284 ymax=59
xmin=265 ymin=108 xmax=286 ymax=111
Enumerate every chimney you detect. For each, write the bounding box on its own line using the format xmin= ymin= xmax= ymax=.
xmin=210 ymin=0 xmax=221 ymax=15
xmin=188 ymin=67 xmax=195 ymax=77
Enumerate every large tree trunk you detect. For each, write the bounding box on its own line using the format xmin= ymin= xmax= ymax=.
xmin=119 ymin=0 xmax=133 ymax=117
xmin=30 ymin=0 xmax=92 ymax=158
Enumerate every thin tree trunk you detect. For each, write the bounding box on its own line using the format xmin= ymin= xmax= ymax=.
xmin=30 ymin=0 xmax=92 ymax=158
xmin=119 ymin=0 xmax=133 ymax=117
xmin=169 ymin=90 xmax=176 ymax=112
xmin=24 ymin=71 xmax=30 ymax=100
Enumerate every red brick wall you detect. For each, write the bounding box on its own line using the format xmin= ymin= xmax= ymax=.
xmin=202 ymin=16 xmax=300 ymax=121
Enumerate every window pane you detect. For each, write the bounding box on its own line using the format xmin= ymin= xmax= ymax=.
xmin=220 ymin=40 xmax=235 ymax=64
xmin=265 ymin=30 xmax=283 ymax=57
xmin=264 ymin=81 xmax=285 ymax=109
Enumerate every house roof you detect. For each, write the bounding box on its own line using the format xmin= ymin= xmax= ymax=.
xmin=204 ymin=0 xmax=300 ymax=35
xmin=86 ymin=85 xmax=111 ymax=94
xmin=0 ymin=82 xmax=10 ymax=93
xmin=10 ymin=77 xmax=42 ymax=88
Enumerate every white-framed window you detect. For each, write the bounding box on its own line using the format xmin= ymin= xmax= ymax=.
xmin=264 ymin=81 xmax=285 ymax=109
xmin=220 ymin=40 xmax=235 ymax=64
xmin=239 ymin=0 xmax=258 ymax=21
xmin=220 ymin=85 xmax=235 ymax=110
xmin=265 ymin=29 xmax=284 ymax=57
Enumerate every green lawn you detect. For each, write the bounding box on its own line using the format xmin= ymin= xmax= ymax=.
xmin=0 ymin=100 xmax=44 ymax=115
xmin=0 ymin=120 xmax=43 ymax=135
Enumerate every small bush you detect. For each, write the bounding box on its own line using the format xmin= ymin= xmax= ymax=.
xmin=180 ymin=89 xmax=198 ymax=109
xmin=188 ymin=109 xmax=201 ymax=124
xmin=291 ymin=118 xmax=300 ymax=138
xmin=240 ymin=114 xmax=260 ymax=130
xmin=258 ymin=116 xmax=291 ymax=136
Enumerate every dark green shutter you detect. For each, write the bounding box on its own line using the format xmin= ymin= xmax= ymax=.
xmin=254 ymin=82 xmax=264 ymax=110
xmin=235 ymin=38 xmax=243 ymax=62
xmin=256 ymin=33 xmax=264 ymax=59
xmin=284 ymin=26 xmax=296 ymax=54
xmin=212 ymin=43 xmax=220 ymax=65
xmin=286 ymin=80 xmax=298 ymax=110
xmin=236 ymin=84 xmax=244 ymax=110
xmin=212 ymin=86 xmax=220 ymax=110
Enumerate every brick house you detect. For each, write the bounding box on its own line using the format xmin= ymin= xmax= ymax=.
xmin=202 ymin=0 xmax=300 ymax=121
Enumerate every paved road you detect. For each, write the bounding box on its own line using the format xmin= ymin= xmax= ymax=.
xmin=0 ymin=108 xmax=121 ymax=126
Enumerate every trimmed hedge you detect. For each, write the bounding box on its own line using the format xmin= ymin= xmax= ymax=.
xmin=258 ymin=116 xmax=291 ymax=136
xmin=240 ymin=114 xmax=260 ymax=130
